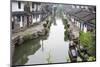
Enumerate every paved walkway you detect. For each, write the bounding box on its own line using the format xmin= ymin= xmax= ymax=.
xmin=12 ymin=22 xmax=45 ymax=40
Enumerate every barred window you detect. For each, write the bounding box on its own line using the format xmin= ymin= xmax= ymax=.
xmin=18 ymin=2 xmax=21 ymax=9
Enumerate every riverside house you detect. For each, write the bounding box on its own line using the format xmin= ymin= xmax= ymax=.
xmin=11 ymin=0 xmax=52 ymax=33
xmin=65 ymin=5 xmax=96 ymax=33
xmin=12 ymin=1 xmax=33 ymax=33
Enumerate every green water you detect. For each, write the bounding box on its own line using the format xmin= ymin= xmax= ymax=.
xmin=13 ymin=17 xmax=71 ymax=65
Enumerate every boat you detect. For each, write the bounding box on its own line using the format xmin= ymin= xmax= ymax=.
xmin=69 ymin=41 xmax=78 ymax=62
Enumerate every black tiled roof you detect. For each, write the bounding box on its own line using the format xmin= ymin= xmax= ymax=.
xmin=12 ymin=11 xmax=31 ymax=16
xmin=67 ymin=8 xmax=96 ymax=28
xmin=81 ymin=13 xmax=96 ymax=22
xmin=74 ymin=11 xmax=91 ymax=18
xmin=68 ymin=9 xmax=96 ymax=22
xmin=66 ymin=8 xmax=82 ymax=15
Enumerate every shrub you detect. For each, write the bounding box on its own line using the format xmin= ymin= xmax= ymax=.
xmin=62 ymin=18 xmax=68 ymax=24
xmin=88 ymin=56 xmax=96 ymax=61
xmin=79 ymin=31 xmax=93 ymax=48
xmin=79 ymin=31 xmax=96 ymax=56
xmin=46 ymin=20 xmax=49 ymax=24
xmin=64 ymin=30 xmax=69 ymax=41
xmin=43 ymin=23 xmax=47 ymax=28
xmin=23 ymin=34 xmax=32 ymax=41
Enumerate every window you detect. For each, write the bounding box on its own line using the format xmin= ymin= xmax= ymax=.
xmin=18 ymin=2 xmax=21 ymax=9
xmin=32 ymin=2 xmax=34 ymax=8
xmin=17 ymin=16 xmax=21 ymax=22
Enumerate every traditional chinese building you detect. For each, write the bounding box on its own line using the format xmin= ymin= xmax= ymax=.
xmin=64 ymin=4 xmax=96 ymax=33
xmin=11 ymin=0 xmax=53 ymax=33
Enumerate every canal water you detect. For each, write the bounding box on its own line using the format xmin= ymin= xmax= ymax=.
xmin=13 ymin=17 xmax=70 ymax=65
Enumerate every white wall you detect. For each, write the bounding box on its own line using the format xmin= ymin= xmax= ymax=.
xmin=32 ymin=18 xmax=36 ymax=23
xmin=80 ymin=22 xmax=84 ymax=31
xmin=76 ymin=21 xmax=80 ymax=28
xmin=72 ymin=5 xmax=75 ymax=8
xmin=32 ymin=4 xmax=37 ymax=11
xmin=12 ymin=2 xmax=25 ymax=12
xmin=76 ymin=5 xmax=80 ymax=8
xmin=78 ymin=22 xmax=80 ymax=28
xmin=38 ymin=5 xmax=41 ymax=11
xmin=80 ymin=23 xmax=87 ymax=33
xmin=19 ymin=16 xmax=23 ymax=27
xmin=32 ymin=15 xmax=37 ymax=23
xmin=83 ymin=24 xmax=87 ymax=33
xmin=30 ymin=3 xmax=42 ymax=12
xmin=85 ymin=6 xmax=88 ymax=10
xmin=24 ymin=16 xmax=27 ymax=27
xmin=37 ymin=15 xmax=41 ymax=22
xmin=71 ymin=17 xmax=74 ymax=22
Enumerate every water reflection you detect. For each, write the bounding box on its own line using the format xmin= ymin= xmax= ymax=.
xmin=13 ymin=39 xmax=41 ymax=65
xmin=52 ymin=17 xmax=57 ymax=25
xmin=13 ymin=16 xmax=70 ymax=65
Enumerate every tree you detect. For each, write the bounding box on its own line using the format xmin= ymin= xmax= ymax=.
xmin=79 ymin=31 xmax=96 ymax=57
xmin=80 ymin=31 xmax=92 ymax=47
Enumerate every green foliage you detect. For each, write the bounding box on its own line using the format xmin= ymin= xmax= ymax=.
xmin=64 ymin=30 xmax=69 ymax=41
xmin=79 ymin=31 xmax=93 ymax=47
xmin=62 ymin=18 xmax=69 ymax=41
xmin=23 ymin=34 xmax=32 ymax=41
xmin=62 ymin=18 xmax=68 ymax=24
xmin=64 ymin=25 xmax=68 ymax=29
xmin=88 ymin=56 xmax=96 ymax=61
xmin=43 ymin=23 xmax=47 ymax=28
xmin=79 ymin=31 xmax=96 ymax=56
xmin=46 ymin=20 xmax=49 ymax=24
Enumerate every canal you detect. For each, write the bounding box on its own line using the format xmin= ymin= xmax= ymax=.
xmin=12 ymin=16 xmax=70 ymax=65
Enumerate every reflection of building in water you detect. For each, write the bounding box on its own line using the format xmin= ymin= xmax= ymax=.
xmin=12 ymin=26 xmax=50 ymax=65
xmin=51 ymin=6 xmax=57 ymax=25
xmin=40 ymin=33 xmax=50 ymax=52
xmin=53 ymin=17 xmax=57 ymax=25
xmin=12 ymin=39 xmax=41 ymax=65
xmin=41 ymin=40 xmax=44 ymax=52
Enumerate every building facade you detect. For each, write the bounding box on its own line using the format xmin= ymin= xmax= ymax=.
xmin=11 ymin=0 xmax=52 ymax=33
xmin=65 ymin=5 xmax=96 ymax=33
